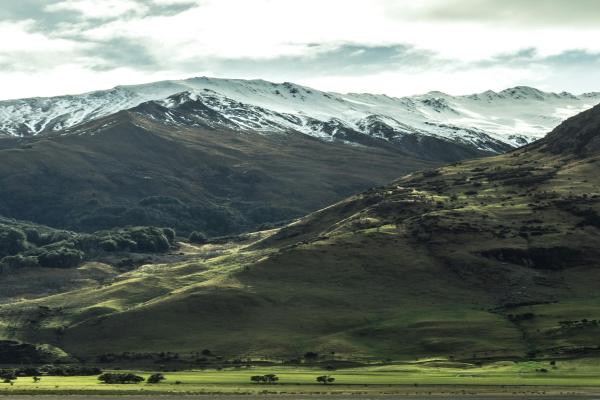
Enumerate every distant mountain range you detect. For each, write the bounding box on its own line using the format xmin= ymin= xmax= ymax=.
xmin=1 ymin=77 xmax=599 ymax=153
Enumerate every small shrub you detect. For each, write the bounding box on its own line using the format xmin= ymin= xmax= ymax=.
xmin=147 ymin=373 xmax=165 ymax=384
xmin=100 ymin=240 xmax=118 ymax=252
xmin=316 ymin=375 xmax=335 ymax=384
xmin=423 ymin=169 xmax=441 ymax=178
xmin=189 ymin=231 xmax=208 ymax=244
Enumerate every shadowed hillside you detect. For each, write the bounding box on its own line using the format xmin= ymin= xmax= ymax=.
xmin=0 ymin=110 xmax=444 ymax=236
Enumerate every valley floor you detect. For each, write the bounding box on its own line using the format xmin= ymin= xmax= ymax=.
xmin=2 ymin=360 xmax=600 ymax=396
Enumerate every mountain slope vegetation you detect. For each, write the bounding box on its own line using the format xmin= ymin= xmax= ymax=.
xmin=0 ymin=110 xmax=442 ymax=235
xmin=2 ymin=104 xmax=600 ymax=362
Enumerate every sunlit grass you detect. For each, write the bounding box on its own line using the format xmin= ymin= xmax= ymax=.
xmin=3 ymin=360 xmax=600 ymax=395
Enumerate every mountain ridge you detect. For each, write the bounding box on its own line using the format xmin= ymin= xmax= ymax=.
xmin=2 ymin=77 xmax=599 ymax=153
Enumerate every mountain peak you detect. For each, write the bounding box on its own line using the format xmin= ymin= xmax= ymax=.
xmin=423 ymin=90 xmax=452 ymax=98
xmin=581 ymin=92 xmax=600 ymax=98
xmin=499 ymin=86 xmax=548 ymax=100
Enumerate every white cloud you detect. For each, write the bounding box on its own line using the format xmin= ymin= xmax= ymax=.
xmin=1 ymin=0 xmax=600 ymax=99
xmin=67 ymin=0 xmax=600 ymax=62
xmin=0 ymin=20 xmax=78 ymax=52
xmin=0 ymin=65 xmax=193 ymax=100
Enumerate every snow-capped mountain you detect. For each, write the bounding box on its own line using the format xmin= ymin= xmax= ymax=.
xmin=1 ymin=77 xmax=599 ymax=153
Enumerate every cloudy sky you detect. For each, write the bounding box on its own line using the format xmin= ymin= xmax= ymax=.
xmin=1 ymin=0 xmax=600 ymax=100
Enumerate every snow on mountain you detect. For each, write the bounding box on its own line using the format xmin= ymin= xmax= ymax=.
xmin=1 ymin=77 xmax=599 ymax=153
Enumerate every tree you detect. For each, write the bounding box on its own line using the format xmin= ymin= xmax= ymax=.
xmin=0 ymin=369 xmax=16 ymax=384
xmin=147 ymin=373 xmax=165 ymax=384
xmin=316 ymin=375 xmax=335 ymax=384
xmin=201 ymin=349 xmax=212 ymax=356
xmin=100 ymin=239 xmax=118 ymax=252
xmin=304 ymin=352 xmax=319 ymax=362
xmin=162 ymin=228 xmax=176 ymax=244
xmin=0 ymin=228 xmax=27 ymax=256
xmin=250 ymin=375 xmax=264 ymax=384
xmin=98 ymin=373 xmax=144 ymax=384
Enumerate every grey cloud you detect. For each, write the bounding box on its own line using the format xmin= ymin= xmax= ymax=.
xmin=0 ymin=0 xmax=198 ymax=32
xmin=0 ymin=0 xmax=197 ymax=73
xmin=83 ymin=37 xmax=160 ymax=71
xmin=545 ymin=50 xmax=600 ymax=66
xmin=178 ymin=44 xmax=442 ymax=79
xmin=140 ymin=0 xmax=199 ymax=17
xmin=474 ymin=48 xmax=600 ymax=68
xmin=403 ymin=0 xmax=600 ymax=27
xmin=0 ymin=0 xmax=81 ymax=30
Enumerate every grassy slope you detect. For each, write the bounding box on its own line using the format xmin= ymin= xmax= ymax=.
xmin=2 ymin=106 xmax=600 ymax=362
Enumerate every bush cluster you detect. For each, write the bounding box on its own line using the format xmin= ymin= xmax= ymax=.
xmin=0 ymin=224 xmax=177 ymax=272
xmin=81 ymin=226 xmax=174 ymax=253
xmin=0 ymin=365 xmax=101 ymax=382
xmin=250 ymin=374 xmax=279 ymax=384
xmin=0 ymin=369 xmax=17 ymax=383
xmin=98 ymin=373 xmax=145 ymax=384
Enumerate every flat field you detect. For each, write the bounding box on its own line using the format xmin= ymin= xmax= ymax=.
xmin=1 ymin=359 xmax=600 ymax=396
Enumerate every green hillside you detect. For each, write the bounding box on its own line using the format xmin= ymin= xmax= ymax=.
xmin=0 ymin=111 xmax=448 ymax=236
xmin=2 ymin=105 xmax=600 ymax=364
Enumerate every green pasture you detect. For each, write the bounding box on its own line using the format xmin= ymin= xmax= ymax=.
xmin=2 ymin=359 xmax=600 ymax=395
